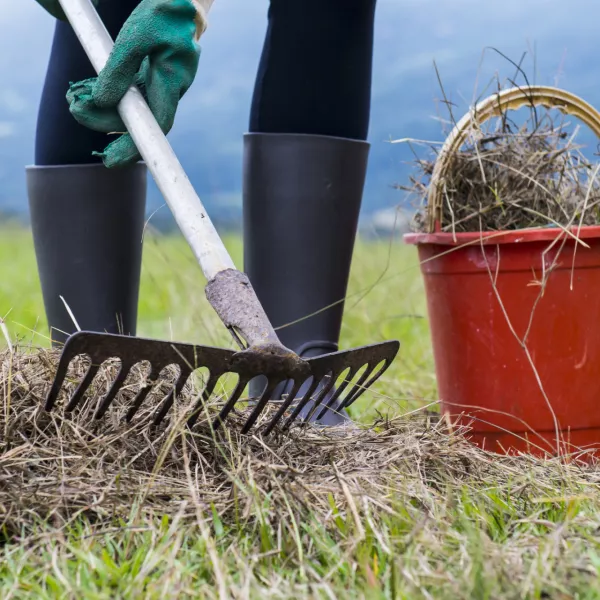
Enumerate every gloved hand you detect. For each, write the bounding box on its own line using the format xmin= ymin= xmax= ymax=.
xmin=34 ymin=0 xmax=98 ymax=21
xmin=66 ymin=0 xmax=203 ymax=168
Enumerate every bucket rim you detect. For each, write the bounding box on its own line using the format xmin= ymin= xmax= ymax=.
xmin=404 ymin=224 xmax=600 ymax=246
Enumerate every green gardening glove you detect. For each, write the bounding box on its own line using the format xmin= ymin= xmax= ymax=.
xmin=66 ymin=0 xmax=202 ymax=168
xmin=34 ymin=0 xmax=98 ymax=21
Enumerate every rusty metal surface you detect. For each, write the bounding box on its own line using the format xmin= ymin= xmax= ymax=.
xmin=262 ymin=340 xmax=400 ymax=434
xmin=44 ymin=331 xmax=400 ymax=434
xmin=205 ymin=269 xmax=282 ymax=349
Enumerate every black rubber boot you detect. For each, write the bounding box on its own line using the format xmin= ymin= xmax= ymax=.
xmin=26 ymin=162 xmax=147 ymax=346
xmin=243 ymin=133 xmax=369 ymax=426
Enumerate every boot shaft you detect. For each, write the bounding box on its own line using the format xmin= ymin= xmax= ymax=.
xmin=26 ymin=162 xmax=147 ymax=345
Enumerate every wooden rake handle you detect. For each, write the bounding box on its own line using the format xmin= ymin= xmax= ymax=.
xmin=57 ymin=0 xmax=235 ymax=281
xmin=427 ymin=85 xmax=600 ymax=233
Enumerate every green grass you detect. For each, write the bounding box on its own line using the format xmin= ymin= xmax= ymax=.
xmin=0 ymin=225 xmax=435 ymax=420
xmin=2 ymin=225 xmax=600 ymax=599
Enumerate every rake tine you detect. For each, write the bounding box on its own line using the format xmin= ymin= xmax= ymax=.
xmin=93 ymin=363 xmax=132 ymax=420
xmin=262 ymin=378 xmax=305 ymax=435
xmin=125 ymin=366 xmax=159 ymax=423
xmin=302 ymin=374 xmax=340 ymax=424
xmin=283 ymin=375 xmax=334 ymax=429
xmin=152 ymin=368 xmax=192 ymax=426
xmin=314 ymin=367 xmax=358 ymax=422
xmin=44 ymin=355 xmax=74 ymax=411
xmin=336 ymin=363 xmax=377 ymax=410
xmin=65 ymin=363 xmax=101 ymax=412
xmin=241 ymin=378 xmax=283 ymax=434
xmin=187 ymin=372 xmax=221 ymax=429
xmin=339 ymin=358 xmax=393 ymax=410
xmin=125 ymin=383 xmax=154 ymax=423
xmin=213 ymin=376 xmax=251 ymax=430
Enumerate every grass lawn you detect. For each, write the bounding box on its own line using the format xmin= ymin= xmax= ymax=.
xmin=1 ymin=225 xmax=600 ymax=599
xmin=0 ymin=225 xmax=434 ymax=420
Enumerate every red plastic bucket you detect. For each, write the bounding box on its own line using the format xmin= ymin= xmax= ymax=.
xmin=404 ymin=226 xmax=600 ymax=458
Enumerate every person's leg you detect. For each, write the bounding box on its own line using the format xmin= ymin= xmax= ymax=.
xmin=249 ymin=0 xmax=375 ymax=141
xmin=244 ymin=0 xmax=377 ymax=423
xmin=27 ymin=0 xmax=148 ymax=345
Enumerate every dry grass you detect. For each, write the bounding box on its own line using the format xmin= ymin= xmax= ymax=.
xmin=407 ymin=98 xmax=600 ymax=233
xmin=0 ymin=344 xmax=442 ymax=537
xmin=3 ymin=347 xmax=600 ymax=597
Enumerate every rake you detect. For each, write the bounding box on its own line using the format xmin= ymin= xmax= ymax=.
xmin=44 ymin=0 xmax=400 ymax=434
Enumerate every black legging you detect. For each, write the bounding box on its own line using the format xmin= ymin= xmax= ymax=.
xmin=35 ymin=0 xmax=376 ymax=166
xmin=249 ymin=0 xmax=376 ymax=141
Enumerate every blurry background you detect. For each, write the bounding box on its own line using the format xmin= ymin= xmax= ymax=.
xmin=0 ymin=0 xmax=598 ymax=235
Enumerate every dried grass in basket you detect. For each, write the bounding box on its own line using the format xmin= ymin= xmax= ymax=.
xmin=408 ymin=86 xmax=600 ymax=234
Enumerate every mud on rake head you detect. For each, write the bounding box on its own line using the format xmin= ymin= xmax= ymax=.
xmin=44 ymin=332 xmax=400 ymax=434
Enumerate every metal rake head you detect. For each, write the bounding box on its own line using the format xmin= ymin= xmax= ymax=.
xmin=44 ymin=331 xmax=400 ymax=434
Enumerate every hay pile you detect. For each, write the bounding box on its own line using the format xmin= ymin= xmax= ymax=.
xmin=0 ymin=345 xmax=439 ymax=535
xmin=408 ymin=103 xmax=600 ymax=233
xmin=1 ymin=346 xmax=599 ymax=543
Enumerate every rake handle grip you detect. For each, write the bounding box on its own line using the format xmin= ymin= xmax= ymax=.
xmin=57 ymin=0 xmax=236 ymax=280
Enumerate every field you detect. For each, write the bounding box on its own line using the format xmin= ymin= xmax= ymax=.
xmin=2 ymin=225 xmax=600 ymax=599
xmin=0 ymin=225 xmax=434 ymax=420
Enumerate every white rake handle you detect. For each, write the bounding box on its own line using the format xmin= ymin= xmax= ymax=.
xmin=57 ymin=0 xmax=235 ymax=281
